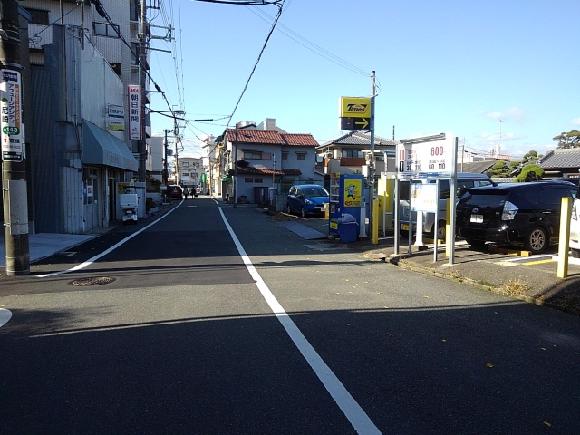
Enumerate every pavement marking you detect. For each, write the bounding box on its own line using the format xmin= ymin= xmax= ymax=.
xmin=35 ymin=200 xmax=184 ymax=278
xmin=521 ymin=258 xmax=555 ymax=266
xmin=0 ymin=308 xmax=12 ymax=328
xmin=218 ymin=207 xmax=380 ymax=435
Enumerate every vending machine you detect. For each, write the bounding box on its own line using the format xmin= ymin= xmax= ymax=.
xmin=329 ymin=174 xmax=365 ymax=242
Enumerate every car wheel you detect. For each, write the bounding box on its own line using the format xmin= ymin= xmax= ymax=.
xmin=285 ymin=203 xmax=292 ymax=214
xmin=526 ymin=226 xmax=548 ymax=254
xmin=466 ymin=239 xmax=486 ymax=250
xmin=571 ymin=248 xmax=580 ymax=258
xmin=300 ymin=207 xmax=306 ymax=218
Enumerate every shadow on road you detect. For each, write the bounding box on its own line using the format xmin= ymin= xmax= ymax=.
xmin=1 ymin=302 xmax=579 ymax=433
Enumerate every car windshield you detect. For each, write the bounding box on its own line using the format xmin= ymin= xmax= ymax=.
xmin=302 ymin=186 xmax=328 ymax=198
xmin=461 ymin=192 xmax=509 ymax=207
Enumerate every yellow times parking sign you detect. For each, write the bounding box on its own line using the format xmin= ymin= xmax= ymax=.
xmin=340 ymin=97 xmax=371 ymax=118
xmin=343 ymin=178 xmax=363 ymax=208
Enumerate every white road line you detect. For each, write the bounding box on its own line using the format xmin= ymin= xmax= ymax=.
xmin=35 ymin=200 xmax=184 ymax=278
xmin=0 ymin=308 xmax=12 ymax=328
xmin=218 ymin=208 xmax=380 ymax=435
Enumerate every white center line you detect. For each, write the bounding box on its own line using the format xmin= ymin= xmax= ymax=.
xmin=0 ymin=308 xmax=12 ymax=328
xmin=35 ymin=200 xmax=184 ymax=278
xmin=218 ymin=207 xmax=380 ymax=435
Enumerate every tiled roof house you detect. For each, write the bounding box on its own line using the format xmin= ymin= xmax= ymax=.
xmin=539 ymin=148 xmax=580 ymax=178
xmin=223 ymin=128 xmax=321 ymax=203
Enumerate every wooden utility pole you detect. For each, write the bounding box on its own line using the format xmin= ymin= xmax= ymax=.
xmin=0 ymin=0 xmax=30 ymax=275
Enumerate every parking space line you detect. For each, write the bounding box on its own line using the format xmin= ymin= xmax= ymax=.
xmin=521 ymin=259 xmax=555 ymax=266
xmin=218 ymin=207 xmax=380 ymax=435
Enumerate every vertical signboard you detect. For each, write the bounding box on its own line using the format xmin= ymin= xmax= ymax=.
xmin=107 ymin=104 xmax=125 ymax=131
xmin=0 ymin=70 xmax=24 ymax=161
xmin=128 ymin=85 xmax=141 ymax=140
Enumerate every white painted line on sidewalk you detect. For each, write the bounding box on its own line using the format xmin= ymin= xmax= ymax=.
xmin=218 ymin=207 xmax=380 ymax=435
xmin=0 ymin=308 xmax=12 ymax=328
xmin=35 ymin=200 xmax=184 ymax=278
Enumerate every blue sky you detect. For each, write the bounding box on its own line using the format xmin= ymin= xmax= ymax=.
xmin=150 ymin=0 xmax=580 ymax=159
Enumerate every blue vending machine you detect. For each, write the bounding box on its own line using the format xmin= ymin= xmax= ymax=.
xmin=329 ymin=174 xmax=364 ymax=243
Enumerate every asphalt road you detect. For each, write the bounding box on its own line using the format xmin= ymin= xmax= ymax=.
xmin=1 ymin=198 xmax=579 ymax=434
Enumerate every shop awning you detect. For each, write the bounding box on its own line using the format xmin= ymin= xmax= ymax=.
xmin=82 ymin=120 xmax=138 ymax=171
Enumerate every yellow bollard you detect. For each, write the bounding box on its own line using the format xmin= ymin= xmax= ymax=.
xmin=557 ymin=197 xmax=572 ymax=278
xmin=445 ymin=198 xmax=451 ymax=257
xmin=372 ymin=198 xmax=380 ymax=245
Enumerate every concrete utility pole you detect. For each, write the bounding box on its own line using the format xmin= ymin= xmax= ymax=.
xmin=138 ymin=0 xmax=147 ymax=181
xmin=368 ymin=70 xmax=376 ymax=231
xmin=0 ymin=0 xmax=30 ymax=275
xmin=163 ymin=129 xmax=170 ymax=186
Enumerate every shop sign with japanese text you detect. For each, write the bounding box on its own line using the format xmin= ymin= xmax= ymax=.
xmin=397 ymin=135 xmax=454 ymax=177
xmin=0 ymin=70 xmax=24 ymax=161
xmin=128 ymin=85 xmax=141 ymax=140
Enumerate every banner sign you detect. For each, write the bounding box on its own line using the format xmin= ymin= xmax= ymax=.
xmin=107 ymin=104 xmax=125 ymax=132
xmin=397 ymin=135 xmax=454 ymax=177
xmin=0 ymin=70 xmax=24 ymax=161
xmin=411 ymin=183 xmax=438 ymax=213
xmin=128 ymin=85 xmax=141 ymax=140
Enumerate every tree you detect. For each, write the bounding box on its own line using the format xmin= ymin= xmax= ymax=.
xmin=522 ymin=150 xmax=538 ymax=163
xmin=517 ymin=163 xmax=544 ymax=182
xmin=488 ymin=160 xmax=510 ymax=178
xmin=554 ymin=130 xmax=580 ymax=149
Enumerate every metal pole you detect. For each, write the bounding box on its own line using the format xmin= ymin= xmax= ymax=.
xmin=175 ymin=138 xmax=179 ymax=185
xmin=449 ymin=137 xmax=459 ymax=265
xmin=60 ymin=0 xmax=64 ymax=24
xmin=433 ymin=179 xmax=440 ymax=263
xmin=80 ymin=0 xmax=84 ymax=49
xmin=0 ymin=0 xmax=30 ymax=275
xmin=394 ymin=179 xmax=400 ymax=256
xmin=368 ymin=70 xmax=376 ymax=237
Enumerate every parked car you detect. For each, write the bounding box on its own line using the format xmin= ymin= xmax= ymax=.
xmin=166 ymin=184 xmax=183 ymax=200
xmin=457 ymin=180 xmax=576 ymax=254
xmin=400 ymin=173 xmax=493 ymax=238
xmin=286 ymin=184 xmax=329 ymax=217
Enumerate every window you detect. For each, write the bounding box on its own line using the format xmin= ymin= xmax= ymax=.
xmin=111 ymin=63 xmax=122 ymax=77
xmin=342 ymin=149 xmax=361 ymax=158
xmin=26 ymin=8 xmax=49 ymax=25
xmin=296 ymin=152 xmax=306 ymax=161
xmin=93 ymin=22 xmax=120 ymax=38
xmin=243 ymin=150 xmax=262 ymax=160
xmin=182 ymin=172 xmax=190 ymax=177
xmin=182 ymin=162 xmax=189 ymax=167
xmin=282 ymin=151 xmax=289 ymax=160
xmin=245 ymin=177 xmax=253 ymax=183
xmin=254 ymin=178 xmax=263 ymax=183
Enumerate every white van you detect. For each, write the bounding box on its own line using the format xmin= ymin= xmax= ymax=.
xmin=400 ymin=173 xmax=493 ymax=238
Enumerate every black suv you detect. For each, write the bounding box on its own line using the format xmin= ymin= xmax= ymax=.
xmin=457 ymin=181 xmax=576 ymax=253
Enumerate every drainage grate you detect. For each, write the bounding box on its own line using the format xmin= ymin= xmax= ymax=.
xmin=71 ymin=276 xmax=116 ymax=286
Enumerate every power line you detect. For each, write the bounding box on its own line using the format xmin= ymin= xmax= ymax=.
xmin=225 ymin=0 xmax=285 ymax=127
xmin=247 ymin=6 xmax=368 ymax=77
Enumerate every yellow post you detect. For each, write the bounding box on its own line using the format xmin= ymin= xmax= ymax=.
xmin=557 ymin=197 xmax=572 ymax=278
xmin=372 ymin=198 xmax=380 ymax=245
xmin=445 ymin=198 xmax=451 ymax=257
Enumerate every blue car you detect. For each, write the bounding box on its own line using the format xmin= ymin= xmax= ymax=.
xmin=286 ymin=184 xmax=329 ymax=218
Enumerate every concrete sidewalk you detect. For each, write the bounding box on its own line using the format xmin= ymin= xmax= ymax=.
xmin=0 ymin=233 xmax=97 ymax=266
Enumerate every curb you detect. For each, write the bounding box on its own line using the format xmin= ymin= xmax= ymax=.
xmin=394 ymin=256 xmax=552 ymax=308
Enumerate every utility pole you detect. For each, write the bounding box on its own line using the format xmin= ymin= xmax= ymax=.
xmin=368 ymin=70 xmax=376 ymax=232
xmin=138 ymin=0 xmax=147 ymax=181
xmin=174 ymin=137 xmax=180 ymax=186
xmin=163 ymin=129 xmax=169 ymax=186
xmin=0 ymin=0 xmax=30 ymax=275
